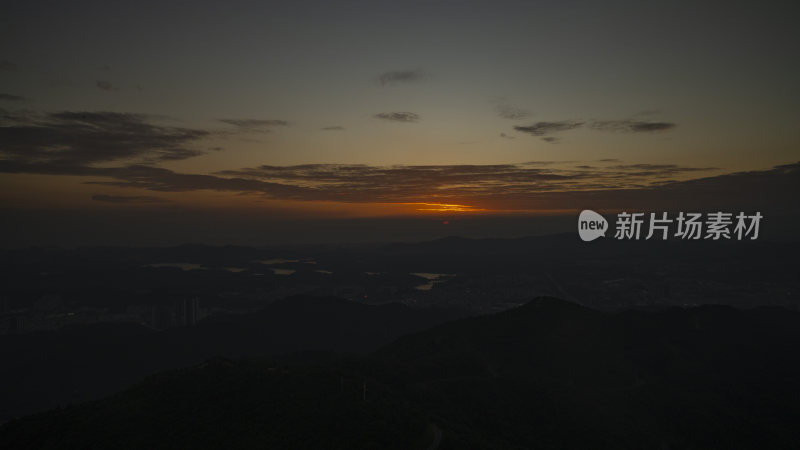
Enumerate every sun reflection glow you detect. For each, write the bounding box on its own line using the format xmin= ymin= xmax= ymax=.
xmin=400 ymin=202 xmax=486 ymax=212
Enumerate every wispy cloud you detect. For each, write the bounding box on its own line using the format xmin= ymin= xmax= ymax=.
xmin=321 ymin=126 xmax=345 ymax=131
xmin=374 ymin=112 xmax=419 ymax=123
xmin=0 ymin=94 xmax=25 ymax=102
xmin=514 ymin=121 xmax=584 ymax=136
xmin=513 ymin=118 xmax=677 ymax=142
xmin=377 ymin=70 xmax=427 ymax=86
xmin=592 ymin=120 xmax=676 ymax=132
xmin=0 ymin=110 xmax=210 ymax=165
xmin=219 ymin=119 xmax=289 ymax=130
xmin=91 ymin=194 xmax=168 ymax=203
xmin=96 ymin=80 xmax=115 ymax=91
xmin=607 ymin=163 xmax=716 ymax=178
xmin=496 ymin=104 xmax=532 ymax=120
xmin=514 ymin=121 xmax=583 ymax=140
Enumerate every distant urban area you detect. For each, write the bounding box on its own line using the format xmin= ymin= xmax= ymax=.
xmin=2 ymin=234 xmax=797 ymax=335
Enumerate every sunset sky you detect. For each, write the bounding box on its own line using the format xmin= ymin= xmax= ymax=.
xmin=1 ymin=0 xmax=798 ymax=245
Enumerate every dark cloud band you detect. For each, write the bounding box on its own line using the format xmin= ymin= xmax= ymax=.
xmin=592 ymin=120 xmax=676 ymax=132
xmin=514 ymin=121 xmax=584 ymax=137
xmin=513 ymin=119 xmax=677 ymax=142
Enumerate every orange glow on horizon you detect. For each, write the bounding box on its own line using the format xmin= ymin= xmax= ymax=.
xmin=399 ymin=202 xmax=487 ymax=213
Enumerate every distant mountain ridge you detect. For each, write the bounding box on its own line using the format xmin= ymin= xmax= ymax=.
xmin=373 ymin=297 xmax=800 ymax=448
xmin=3 ymin=297 xmax=800 ymax=448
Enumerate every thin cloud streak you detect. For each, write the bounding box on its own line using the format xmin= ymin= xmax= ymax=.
xmin=92 ymin=194 xmax=168 ymax=203
xmin=496 ymin=104 xmax=532 ymax=120
xmin=513 ymin=119 xmax=677 ymax=141
xmin=219 ymin=119 xmax=289 ymax=129
xmin=592 ymin=120 xmax=676 ymax=132
xmin=374 ymin=112 xmax=419 ymax=123
xmin=0 ymin=94 xmax=25 ymax=102
xmin=377 ymin=70 xmax=427 ymax=86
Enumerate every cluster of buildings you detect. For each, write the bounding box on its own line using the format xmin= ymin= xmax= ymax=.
xmin=0 ymin=295 xmax=203 ymax=335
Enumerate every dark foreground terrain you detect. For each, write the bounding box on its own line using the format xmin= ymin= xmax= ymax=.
xmin=2 ymin=297 xmax=800 ymax=449
xmin=0 ymin=295 xmax=461 ymax=421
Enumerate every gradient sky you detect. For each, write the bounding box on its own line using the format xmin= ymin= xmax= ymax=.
xmin=1 ymin=0 xmax=798 ymax=245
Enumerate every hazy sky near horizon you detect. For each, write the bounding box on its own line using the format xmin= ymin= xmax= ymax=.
xmin=1 ymin=0 xmax=799 ymax=233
